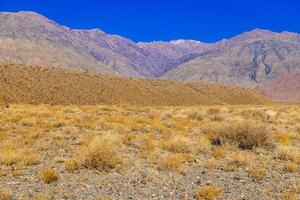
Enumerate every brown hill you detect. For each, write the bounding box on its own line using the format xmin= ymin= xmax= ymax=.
xmin=0 ymin=64 xmax=272 ymax=106
xmin=257 ymin=73 xmax=300 ymax=103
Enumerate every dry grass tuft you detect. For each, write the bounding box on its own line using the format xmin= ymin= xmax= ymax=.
xmin=282 ymin=192 xmax=297 ymax=200
xmin=64 ymin=159 xmax=80 ymax=173
xmin=247 ymin=168 xmax=267 ymax=181
xmin=285 ymin=163 xmax=298 ymax=173
xmin=162 ymin=135 xmax=193 ymax=153
xmin=211 ymin=121 xmax=271 ymax=149
xmin=39 ymin=167 xmax=59 ymax=184
xmin=195 ymin=185 xmax=223 ymax=200
xmin=158 ymin=153 xmax=189 ymax=172
xmin=0 ymin=189 xmax=11 ymax=200
xmin=79 ymin=135 xmax=121 ymax=171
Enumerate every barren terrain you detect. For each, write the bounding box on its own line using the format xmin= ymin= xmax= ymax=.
xmin=0 ymin=104 xmax=299 ymax=200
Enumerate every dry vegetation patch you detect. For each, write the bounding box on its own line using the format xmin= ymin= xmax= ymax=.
xmin=210 ymin=121 xmax=271 ymax=149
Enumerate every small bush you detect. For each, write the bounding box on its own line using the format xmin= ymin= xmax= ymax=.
xmin=64 ymin=159 xmax=80 ymax=172
xmin=162 ymin=135 xmax=193 ymax=153
xmin=211 ymin=121 xmax=270 ymax=149
xmin=40 ymin=168 xmax=59 ymax=184
xmin=80 ymin=135 xmax=121 ymax=171
xmin=285 ymin=163 xmax=298 ymax=173
xmin=158 ymin=153 xmax=189 ymax=172
xmin=195 ymin=185 xmax=223 ymax=200
xmin=248 ymin=168 xmax=267 ymax=181
xmin=0 ymin=189 xmax=11 ymax=200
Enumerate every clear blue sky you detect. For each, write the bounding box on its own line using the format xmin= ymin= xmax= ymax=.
xmin=1 ymin=0 xmax=299 ymax=42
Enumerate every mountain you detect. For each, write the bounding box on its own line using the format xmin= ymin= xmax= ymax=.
xmin=0 ymin=11 xmax=210 ymax=78
xmin=163 ymin=29 xmax=300 ymax=87
xmin=257 ymin=73 xmax=300 ymax=103
xmin=1 ymin=11 xmax=300 ymax=87
xmin=0 ymin=63 xmax=272 ymax=106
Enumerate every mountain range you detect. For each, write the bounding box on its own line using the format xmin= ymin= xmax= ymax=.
xmin=1 ymin=11 xmax=300 ymax=91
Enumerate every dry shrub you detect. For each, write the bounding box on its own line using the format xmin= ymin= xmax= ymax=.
xmin=277 ymin=145 xmax=300 ymax=164
xmin=285 ymin=163 xmax=298 ymax=173
xmin=0 ymin=146 xmax=40 ymax=166
xmin=162 ymin=135 xmax=193 ymax=153
xmin=195 ymin=136 xmax=211 ymax=154
xmin=247 ymin=168 xmax=267 ymax=181
xmin=228 ymin=151 xmax=249 ymax=167
xmin=207 ymin=108 xmax=220 ymax=115
xmin=80 ymin=135 xmax=121 ymax=171
xmin=241 ymin=109 xmax=267 ymax=120
xmin=64 ymin=159 xmax=80 ymax=173
xmin=275 ymin=133 xmax=291 ymax=146
xmin=213 ymin=147 xmax=226 ymax=158
xmin=202 ymin=158 xmax=219 ymax=170
xmin=158 ymin=153 xmax=189 ymax=172
xmin=0 ymin=189 xmax=11 ymax=200
xmin=282 ymin=192 xmax=297 ymax=200
xmin=39 ymin=168 xmax=59 ymax=184
xmin=195 ymin=185 xmax=223 ymax=200
xmin=211 ymin=121 xmax=270 ymax=149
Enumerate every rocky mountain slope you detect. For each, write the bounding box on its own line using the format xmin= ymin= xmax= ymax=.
xmin=0 ymin=11 xmax=209 ymax=78
xmin=257 ymin=73 xmax=300 ymax=103
xmin=163 ymin=30 xmax=300 ymax=87
xmin=1 ymin=11 xmax=300 ymax=87
xmin=0 ymin=64 xmax=272 ymax=106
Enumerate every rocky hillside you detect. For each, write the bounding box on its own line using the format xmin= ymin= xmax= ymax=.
xmin=1 ymin=11 xmax=300 ymax=87
xmin=257 ymin=73 xmax=300 ymax=103
xmin=0 ymin=64 xmax=272 ymax=106
xmin=0 ymin=11 xmax=209 ymax=78
xmin=163 ymin=30 xmax=300 ymax=87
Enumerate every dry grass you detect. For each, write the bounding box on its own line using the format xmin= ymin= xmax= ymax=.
xmin=0 ymin=104 xmax=299 ymax=199
xmin=0 ymin=189 xmax=11 ymax=200
xmin=195 ymin=185 xmax=223 ymax=200
xmin=39 ymin=168 xmax=59 ymax=184
xmin=210 ymin=121 xmax=271 ymax=149
xmin=158 ymin=153 xmax=189 ymax=172
xmin=79 ymin=135 xmax=121 ymax=171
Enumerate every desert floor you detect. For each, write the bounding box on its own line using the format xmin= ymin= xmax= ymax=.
xmin=0 ymin=104 xmax=299 ymax=200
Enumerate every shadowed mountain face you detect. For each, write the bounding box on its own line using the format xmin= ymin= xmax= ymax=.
xmin=1 ymin=11 xmax=300 ymax=87
xmin=257 ymin=73 xmax=300 ymax=103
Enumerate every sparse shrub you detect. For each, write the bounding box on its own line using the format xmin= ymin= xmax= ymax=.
xmin=64 ymin=159 xmax=80 ymax=172
xmin=285 ymin=163 xmax=298 ymax=173
xmin=211 ymin=121 xmax=270 ymax=149
xmin=80 ymin=135 xmax=121 ymax=171
xmin=213 ymin=147 xmax=226 ymax=158
xmin=39 ymin=168 xmax=59 ymax=184
xmin=162 ymin=135 xmax=193 ymax=153
xmin=23 ymin=152 xmax=40 ymax=166
xmin=0 ymin=189 xmax=11 ymax=200
xmin=228 ymin=151 xmax=249 ymax=167
xmin=195 ymin=136 xmax=211 ymax=154
xmin=195 ymin=185 xmax=223 ymax=200
xmin=202 ymin=158 xmax=219 ymax=170
xmin=207 ymin=108 xmax=220 ymax=115
xmin=158 ymin=153 xmax=189 ymax=172
xmin=247 ymin=168 xmax=267 ymax=181
xmin=276 ymin=133 xmax=291 ymax=145
xmin=282 ymin=192 xmax=297 ymax=200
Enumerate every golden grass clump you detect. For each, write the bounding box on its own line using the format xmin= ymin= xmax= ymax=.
xmin=162 ymin=135 xmax=194 ymax=153
xmin=39 ymin=168 xmax=59 ymax=184
xmin=80 ymin=135 xmax=121 ymax=171
xmin=64 ymin=159 xmax=80 ymax=173
xmin=158 ymin=153 xmax=189 ymax=172
xmin=211 ymin=121 xmax=270 ymax=149
xmin=195 ymin=185 xmax=223 ymax=200
xmin=0 ymin=189 xmax=11 ymax=200
xmin=247 ymin=168 xmax=267 ymax=181
xmin=285 ymin=163 xmax=298 ymax=173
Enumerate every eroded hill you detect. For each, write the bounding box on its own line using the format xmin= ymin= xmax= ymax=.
xmin=0 ymin=64 xmax=272 ymax=106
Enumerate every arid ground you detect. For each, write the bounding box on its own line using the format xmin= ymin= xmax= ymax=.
xmin=0 ymin=104 xmax=299 ymax=200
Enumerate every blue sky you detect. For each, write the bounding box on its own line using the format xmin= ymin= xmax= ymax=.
xmin=1 ymin=0 xmax=299 ymax=42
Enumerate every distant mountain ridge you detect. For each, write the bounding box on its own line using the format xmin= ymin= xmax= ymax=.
xmin=1 ymin=11 xmax=300 ymax=88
